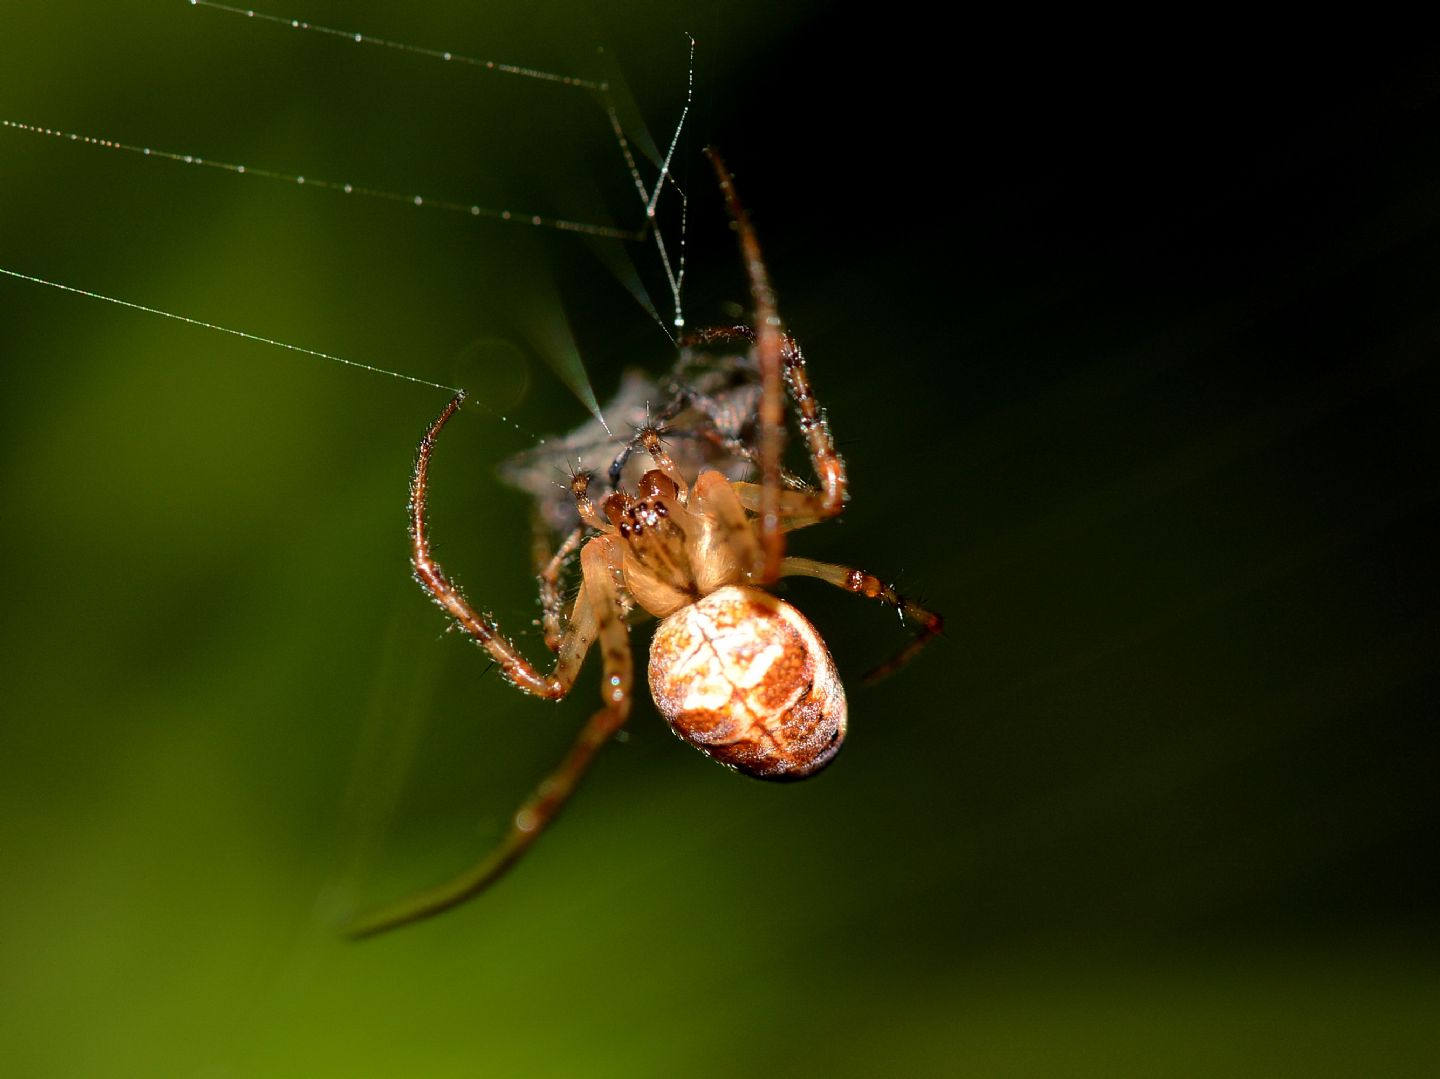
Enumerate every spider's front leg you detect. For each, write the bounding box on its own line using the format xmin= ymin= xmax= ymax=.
xmin=706 ymin=150 xmax=789 ymax=584
xmin=407 ymin=392 xmax=590 ymax=697
xmin=695 ymin=153 xmax=850 ymax=582
xmin=346 ymin=396 xmax=634 ymax=938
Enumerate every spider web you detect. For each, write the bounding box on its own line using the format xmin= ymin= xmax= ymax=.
xmin=0 ymin=1 xmax=697 ymax=437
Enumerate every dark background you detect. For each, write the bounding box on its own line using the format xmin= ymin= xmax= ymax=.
xmin=2 ymin=4 xmax=1436 ymax=1075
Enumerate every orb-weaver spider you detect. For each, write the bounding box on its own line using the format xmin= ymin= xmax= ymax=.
xmin=347 ymin=150 xmax=942 ymax=938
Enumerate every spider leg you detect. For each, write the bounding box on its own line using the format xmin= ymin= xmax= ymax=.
xmin=779 ymin=556 xmax=944 ymax=683
xmin=729 ymin=481 xmax=829 ymax=532
xmin=706 ymin=150 xmax=788 ymax=583
xmin=686 ymin=325 xmax=847 ymax=525
xmin=772 ymin=331 xmax=846 ymax=514
xmin=534 ymin=519 xmax=584 ymax=654
xmin=348 ymin=538 xmax=633 ymax=938
xmin=409 ymin=392 xmax=591 ymax=697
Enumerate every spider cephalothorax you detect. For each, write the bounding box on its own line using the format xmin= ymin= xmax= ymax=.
xmin=347 ymin=151 xmax=942 ymax=939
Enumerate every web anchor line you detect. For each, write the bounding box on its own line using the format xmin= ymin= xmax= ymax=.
xmin=0 ymin=266 xmax=454 ymax=391
xmin=0 ymin=121 xmax=644 ymax=243
xmin=0 ymin=265 xmax=549 ymax=443
xmin=189 ymin=0 xmax=609 ymax=90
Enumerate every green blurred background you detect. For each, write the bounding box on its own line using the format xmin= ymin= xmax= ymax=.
xmin=2 ymin=5 xmax=1437 ymax=1076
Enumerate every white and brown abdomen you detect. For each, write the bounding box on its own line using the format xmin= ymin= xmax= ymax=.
xmin=648 ymin=586 xmax=847 ymax=780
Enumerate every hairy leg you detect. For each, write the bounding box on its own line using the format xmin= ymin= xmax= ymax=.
xmin=348 ymin=538 xmax=633 ymax=938
xmin=780 ymin=555 xmax=944 ymax=683
xmin=705 ymin=151 xmax=788 ymax=583
xmin=534 ymin=521 xmax=584 ymax=654
xmin=685 ymin=324 xmax=848 ymax=527
xmin=410 ymin=391 xmax=595 ymax=697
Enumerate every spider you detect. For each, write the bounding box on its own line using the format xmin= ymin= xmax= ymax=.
xmin=347 ymin=150 xmax=943 ymax=938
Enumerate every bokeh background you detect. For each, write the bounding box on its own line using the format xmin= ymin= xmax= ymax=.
xmin=2 ymin=4 xmax=1437 ymax=1076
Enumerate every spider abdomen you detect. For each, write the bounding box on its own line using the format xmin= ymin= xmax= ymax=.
xmin=648 ymin=585 xmax=847 ymax=780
